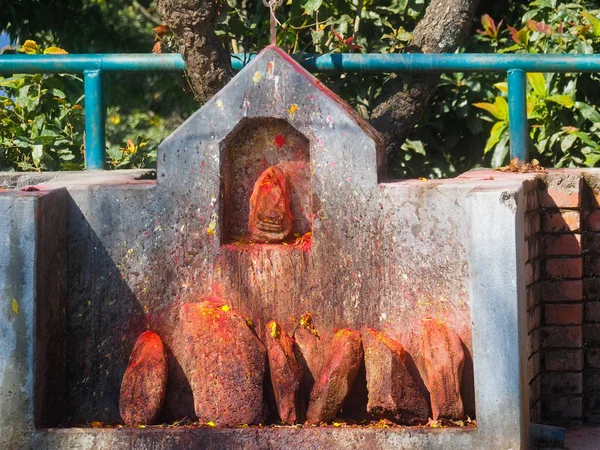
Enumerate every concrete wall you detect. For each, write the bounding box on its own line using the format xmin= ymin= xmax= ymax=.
xmin=0 ymin=188 xmax=67 ymax=448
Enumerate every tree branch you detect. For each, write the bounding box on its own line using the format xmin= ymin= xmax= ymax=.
xmin=370 ymin=0 xmax=480 ymax=173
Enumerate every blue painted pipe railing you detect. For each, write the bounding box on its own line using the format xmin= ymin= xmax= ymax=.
xmin=2 ymin=52 xmax=600 ymax=169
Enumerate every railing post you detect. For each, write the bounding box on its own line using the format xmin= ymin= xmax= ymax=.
xmin=83 ymin=69 xmax=105 ymax=170
xmin=507 ymin=68 xmax=529 ymax=161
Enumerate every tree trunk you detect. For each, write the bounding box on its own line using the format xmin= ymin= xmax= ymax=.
xmin=157 ymin=0 xmax=480 ymax=170
xmin=370 ymin=0 xmax=480 ymax=169
xmin=156 ymin=0 xmax=234 ymax=103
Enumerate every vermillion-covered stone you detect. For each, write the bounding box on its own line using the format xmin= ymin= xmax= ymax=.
xmin=306 ymin=329 xmax=363 ymax=424
xmin=119 ymin=331 xmax=168 ymax=425
xmin=265 ymin=321 xmax=304 ymax=423
xmin=179 ymin=299 xmax=265 ymax=426
xmin=249 ymin=165 xmax=293 ymax=243
xmin=293 ymin=326 xmax=325 ymax=408
xmin=420 ymin=318 xmax=465 ymax=420
xmin=362 ymin=328 xmax=429 ymax=424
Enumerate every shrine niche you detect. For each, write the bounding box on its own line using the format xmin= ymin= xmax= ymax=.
xmin=220 ymin=117 xmax=311 ymax=245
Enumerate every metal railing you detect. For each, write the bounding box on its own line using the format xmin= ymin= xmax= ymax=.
xmin=1 ymin=52 xmax=600 ymax=169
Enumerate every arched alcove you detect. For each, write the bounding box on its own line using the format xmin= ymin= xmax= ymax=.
xmin=220 ymin=117 xmax=311 ymax=244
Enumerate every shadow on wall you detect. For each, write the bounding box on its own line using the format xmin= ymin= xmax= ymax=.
xmin=64 ymin=194 xmax=147 ymax=424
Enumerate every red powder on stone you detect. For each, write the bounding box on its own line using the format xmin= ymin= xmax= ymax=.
xmin=274 ymin=135 xmax=286 ymax=148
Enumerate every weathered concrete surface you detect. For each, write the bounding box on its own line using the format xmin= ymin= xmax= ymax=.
xmin=0 ymin=169 xmax=154 ymax=190
xmin=466 ymin=178 xmax=531 ymax=449
xmin=0 ymin=188 xmax=67 ymax=449
xmin=35 ymin=426 xmax=476 ymax=450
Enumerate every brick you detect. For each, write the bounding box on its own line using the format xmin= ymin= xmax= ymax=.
xmin=530 ymin=401 xmax=541 ymax=423
xmin=544 ymin=303 xmax=583 ymax=325
xmin=544 ymin=349 xmax=584 ymax=371
xmin=584 ymin=324 xmax=600 ymax=346
xmin=529 ymin=329 xmax=540 ymax=355
xmin=583 ymin=369 xmax=600 ymax=391
xmin=529 ymin=374 xmax=541 ymax=404
xmin=525 ymin=212 xmax=541 ymax=238
xmin=583 ymin=233 xmax=600 ymax=253
xmin=528 ymin=237 xmax=541 ymax=261
xmin=525 ymin=260 xmax=541 ymax=285
xmin=584 ymin=392 xmax=600 ymax=423
xmin=543 ymin=395 xmax=583 ymax=420
xmin=585 ymin=279 xmax=600 ymax=299
xmin=545 ymin=257 xmax=582 ymax=279
xmin=542 ymin=372 xmax=583 ymax=394
xmin=586 ymin=349 xmax=600 ymax=369
xmin=586 ymin=302 xmax=600 ymax=322
xmin=541 ymin=326 xmax=582 ymax=348
xmin=528 ymin=352 xmax=541 ymax=382
xmin=527 ymin=283 xmax=540 ymax=310
xmin=540 ymin=189 xmax=580 ymax=209
xmin=584 ymin=255 xmax=600 ymax=277
xmin=540 ymin=174 xmax=582 ymax=209
xmin=544 ymin=234 xmax=582 ymax=256
xmin=544 ymin=210 xmax=580 ymax=233
xmin=541 ymin=280 xmax=582 ymax=302
xmin=526 ymin=188 xmax=540 ymax=211
xmin=588 ymin=211 xmax=600 ymax=232
xmin=528 ymin=305 xmax=541 ymax=332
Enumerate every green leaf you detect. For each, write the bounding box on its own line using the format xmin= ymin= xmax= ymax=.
xmin=474 ymin=96 xmax=508 ymax=121
xmin=31 ymin=145 xmax=43 ymax=166
xmin=576 ymin=102 xmax=600 ymax=123
xmin=311 ymin=29 xmax=324 ymax=47
xmin=485 ymin=121 xmax=508 ymax=154
xmin=561 ymin=133 xmax=577 ymax=152
xmin=547 ymin=94 xmax=574 ymax=108
xmin=491 ymin=135 xmax=510 ymax=168
xmin=303 ymin=0 xmax=323 ymax=15
xmin=51 ymin=89 xmax=66 ymax=99
xmin=582 ymin=11 xmax=600 ymax=36
xmin=403 ymin=139 xmax=426 ymax=156
xmin=527 ymin=73 xmax=547 ymax=98
xmin=571 ymin=131 xmax=598 ymax=148
xmin=494 ymin=82 xmax=508 ymax=93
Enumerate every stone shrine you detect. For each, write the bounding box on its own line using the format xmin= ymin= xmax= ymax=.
xmin=0 ymin=46 xmax=536 ymax=449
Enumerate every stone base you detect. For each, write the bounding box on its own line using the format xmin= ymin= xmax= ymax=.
xmin=36 ymin=427 xmax=476 ymax=450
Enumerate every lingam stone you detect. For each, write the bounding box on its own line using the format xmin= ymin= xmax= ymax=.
xmin=362 ymin=328 xmax=429 ymax=424
xmin=265 ymin=321 xmax=304 ymax=424
xmin=293 ymin=327 xmax=326 ymax=409
xmin=119 ymin=331 xmax=168 ymax=426
xmin=178 ymin=298 xmax=266 ymax=426
xmin=248 ymin=165 xmax=293 ymax=243
xmin=306 ymin=329 xmax=363 ymax=424
xmin=420 ymin=318 xmax=465 ymax=420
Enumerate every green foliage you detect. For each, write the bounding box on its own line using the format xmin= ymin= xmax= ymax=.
xmin=472 ymin=0 xmax=600 ymax=168
xmin=0 ymin=72 xmax=84 ymax=171
xmin=3 ymin=0 xmax=600 ymax=175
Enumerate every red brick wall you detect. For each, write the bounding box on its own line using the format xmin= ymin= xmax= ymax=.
xmin=583 ymin=175 xmax=600 ymax=423
xmin=539 ymin=172 xmax=584 ymax=425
